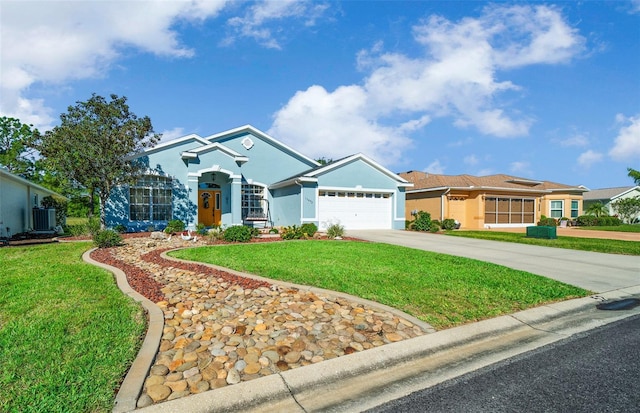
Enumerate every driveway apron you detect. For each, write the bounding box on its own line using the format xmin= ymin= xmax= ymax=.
xmin=348 ymin=230 xmax=640 ymax=293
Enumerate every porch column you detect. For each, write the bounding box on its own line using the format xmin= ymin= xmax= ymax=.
xmin=230 ymin=175 xmax=242 ymax=226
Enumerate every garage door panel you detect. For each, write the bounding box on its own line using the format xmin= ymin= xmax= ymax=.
xmin=318 ymin=192 xmax=392 ymax=230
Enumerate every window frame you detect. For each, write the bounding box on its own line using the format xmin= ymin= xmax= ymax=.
xmin=129 ymin=175 xmax=173 ymax=222
xmin=550 ymin=200 xmax=564 ymax=219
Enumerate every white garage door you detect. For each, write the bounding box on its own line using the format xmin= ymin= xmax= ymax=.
xmin=318 ymin=190 xmax=392 ymax=230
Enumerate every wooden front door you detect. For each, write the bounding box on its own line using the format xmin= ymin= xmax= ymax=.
xmin=198 ymin=190 xmax=221 ymax=226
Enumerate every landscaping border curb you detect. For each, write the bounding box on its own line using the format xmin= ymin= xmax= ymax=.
xmin=82 ymin=249 xmax=164 ymax=413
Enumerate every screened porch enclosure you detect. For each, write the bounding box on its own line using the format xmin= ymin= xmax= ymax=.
xmin=484 ymin=197 xmax=535 ymax=225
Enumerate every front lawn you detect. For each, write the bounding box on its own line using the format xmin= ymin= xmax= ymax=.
xmin=0 ymin=242 xmax=145 ymax=413
xmin=444 ymin=231 xmax=640 ymax=255
xmin=576 ymin=224 xmax=640 ymax=233
xmin=169 ymin=241 xmax=590 ymax=330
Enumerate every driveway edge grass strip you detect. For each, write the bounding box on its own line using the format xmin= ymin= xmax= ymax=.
xmin=444 ymin=231 xmax=640 ymax=255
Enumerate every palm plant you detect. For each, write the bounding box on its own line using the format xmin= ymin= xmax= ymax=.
xmin=585 ymin=201 xmax=608 ymax=217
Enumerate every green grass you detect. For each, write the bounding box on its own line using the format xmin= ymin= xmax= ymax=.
xmin=65 ymin=216 xmax=89 ymax=226
xmin=444 ymin=231 xmax=640 ymax=255
xmin=576 ymin=224 xmax=640 ymax=233
xmin=169 ymin=241 xmax=590 ymax=330
xmin=0 ymin=242 xmax=145 ymax=413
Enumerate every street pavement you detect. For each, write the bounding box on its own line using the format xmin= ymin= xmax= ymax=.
xmin=367 ymin=313 xmax=640 ymax=413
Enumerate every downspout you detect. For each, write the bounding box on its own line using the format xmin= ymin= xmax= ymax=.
xmin=441 ymin=188 xmax=450 ymax=221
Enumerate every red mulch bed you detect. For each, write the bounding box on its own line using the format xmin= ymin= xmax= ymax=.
xmin=91 ymin=247 xmax=167 ymax=303
xmin=87 ymin=233 xmax=360 ymax=304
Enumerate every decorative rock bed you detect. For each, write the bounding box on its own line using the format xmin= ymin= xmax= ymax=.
xmin=90 ymin=235 xmax=429 ymax=408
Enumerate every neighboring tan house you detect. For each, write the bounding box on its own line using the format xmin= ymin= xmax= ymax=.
xmin=400 ymin=171 xmax=588 ymax=229
xmin=0 ymin=167 xmax=63 ymax=237
xmin=105 ymin=125 xmax=411 ymax=231
xmin=583 ymin=186 xmax=640 ymax=222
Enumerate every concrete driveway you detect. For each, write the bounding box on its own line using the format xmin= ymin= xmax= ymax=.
xmin=348 ymin=230 xmax=640 ymax=293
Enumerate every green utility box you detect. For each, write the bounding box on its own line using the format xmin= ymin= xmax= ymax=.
xmin=526 ymin=226 xmax=557 ymax=239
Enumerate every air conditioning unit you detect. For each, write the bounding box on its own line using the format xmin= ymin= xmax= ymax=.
xmin=33 ymin=208 xmax=56 ymax=231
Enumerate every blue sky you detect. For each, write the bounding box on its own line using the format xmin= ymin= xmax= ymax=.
xmin=1 ymin=1 xmax=639 ymax=189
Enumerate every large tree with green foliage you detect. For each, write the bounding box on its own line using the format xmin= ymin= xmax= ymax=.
xmin=628 ymin=167 xmax=640 ymax=185
xmin=38 ymin=94 xmax=160 ymax=228
xmin=0 ymin=116 xmax=39 ymax=178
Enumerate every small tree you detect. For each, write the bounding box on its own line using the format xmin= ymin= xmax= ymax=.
xmin=628 ymin=167 xmax=640 ymax=186
xmin=584 ymin=201 xmax=608 ymax=218
xmin=0 ymin=116 xmax=39 ymax=178
xmin=38 ymin=94 xmax=160 ymax=229
xmin=611 ymin=196 xmax=640 ymax=224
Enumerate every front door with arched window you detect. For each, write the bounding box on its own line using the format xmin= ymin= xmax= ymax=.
xmin=198 ymin=189 xmax=221 ymax=226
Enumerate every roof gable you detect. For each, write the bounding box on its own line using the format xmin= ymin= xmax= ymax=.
xmin=204 ymin=125 xmax=320 ymax=168
xmin=270 ymin=153 xmax=412 ymax=189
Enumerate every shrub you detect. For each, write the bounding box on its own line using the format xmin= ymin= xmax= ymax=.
xmin=93 ymin=229 xmax=123 ymax=248
xmin=223 ymin=225 xmax=253 ymax=242
xmin=269 ymin=228 xmax=279 ymax=234
xmin=442 ymin=218 xmax=457 ymax=230
xmin=597 ymin=216 xmax=622 ymax=226
xmin=300 ymin=223 xmax=318 ymax=237
xmin=429 ymin=223 xmax=440 ymax=233
xmin=326 ymin=223 xmax=345 ymax=239
xmin=112 ymin=224 xmax=127 ymax=233
xmin=206 ymin=226 xmax=225 ymax=242
xmin=86 ymin=217 xmax=101 ymax=236
xmin=64 ymin=224 xmax=89 ymax=237
xmin=280 ymin=225 xmax=302 ymax=240
xmin=576 ymin=215 xmax=598 ymax=227
xmin=537 ymin=215 xmax=557 ymax=226
xmin=412 ymin=211 xmax=432 ymax=232
xmin=195 ymin=223 xmax=208 ymax=235
xmin=164 ymin=219 xmax=185 ymax=234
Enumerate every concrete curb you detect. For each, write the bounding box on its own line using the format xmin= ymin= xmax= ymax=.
xmin=134 ymin=286 xmax=640 ymax=413
xmin=160 ymin=248 xmax=436 ymax=333
xmin=82 ymin=249 xmax=165 ymax=413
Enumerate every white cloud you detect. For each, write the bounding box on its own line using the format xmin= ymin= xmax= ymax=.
xmin=424 ymin=160 xmax=445 ymax=174
xmin=158 ymin=127 xmax=186 ymax=144
xmin=509 ymin=161 xmax=532 ymax=176
xmin=630 ymin=0 xmax=640 ymax=14
xmin=0 ymin=0 xmax=229 ymax=130
xmin=223 ymin=0 xmax=330 ymax=49
xmin=464 ymin=155 xmax=479 ymax=166
xmin=271 ymin=4 xmax=584 ymax=165
xmin=558 ymin=133 xmax=589 ymax=147
xmin=268 ymin=85 xmax=412 ymax=163
xmin=577 ymin=150 xmax=604 ymax=168
xmin=609 ymin=114 xmax=640 ymax=161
